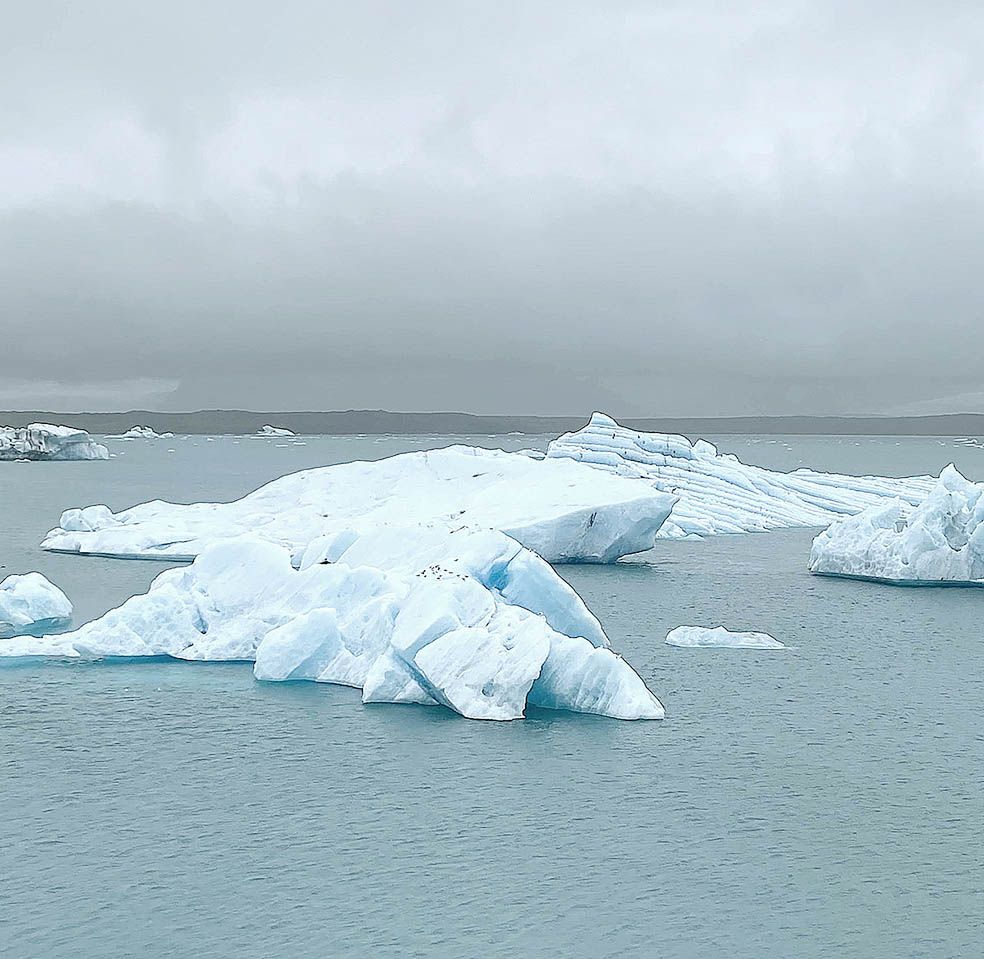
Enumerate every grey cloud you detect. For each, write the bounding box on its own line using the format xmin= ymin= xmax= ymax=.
xmin=2 ymin=1 xmax=983 ymax=414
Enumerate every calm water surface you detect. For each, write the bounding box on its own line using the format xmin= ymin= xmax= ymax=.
xmin=2 ymin=433 xmax=983 ymax=958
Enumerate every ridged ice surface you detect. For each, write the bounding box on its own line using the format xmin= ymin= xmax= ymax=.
xmin=547 ymin=413 xmax=936 ymax=538
xmin=3 ymin=526 xmax=663 ymax=722
xmin=40 ymin=445 xmax=676 ymax=563
xmin=809 ymin=464 xmax=984 ymax=584
xmin=0 ymin=423 xmax=109 ymax=461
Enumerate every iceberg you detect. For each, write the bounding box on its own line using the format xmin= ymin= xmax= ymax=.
xmin=809 ymin=465 xmax=984 ymax=584
xmin=547 ymin=413 xmax=935 ymax=538
xmin=665 ymin=625 xmax=784 ymax=648
xmin=41 ymin=445 xmax=677 ymax=563
xmin=257 ymin=425 xmax=295 ymax=436
xmin=0 ymin=424 xmax=109 ymax=461
xmin=0 ymin=572 xmax=72 ymax=638
xmin=2 ymin=526 xmax=663 ymax=721
xmin=113 ymin=426 xmax=174 ymax=439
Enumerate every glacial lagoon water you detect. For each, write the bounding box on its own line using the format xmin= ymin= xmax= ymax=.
xmin=3 ymin=433 xmax=983 ymax=958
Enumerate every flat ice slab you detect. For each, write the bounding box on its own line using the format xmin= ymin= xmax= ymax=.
xmin=41 ymin=445 xmax=676 ymax=564
xmin=809 ymin=464 xmax=984 ymax=584
xmin=4 ymin=526 xmax=664 ymax=721
xmin=547 ymin=413 xmax=935 ymax=538
xmin=665 ymin=626 xmax=784 ymax=649
xmin=0 ymin=424 xmax=109 ymax=461
xmin=0 ymin=572 xmax=72 ymax=638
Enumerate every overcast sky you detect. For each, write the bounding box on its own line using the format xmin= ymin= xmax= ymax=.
xmin=2 ymin=1 xmax=983 ymax=415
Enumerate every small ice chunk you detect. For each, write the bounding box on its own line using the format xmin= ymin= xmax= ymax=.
xmin=665 ymin=625 xmax=784 ymax=649
xmin=0 ymin=572 xmax=73 ymax=638
xmin=112 ymin=426 xmax=174 ymax=439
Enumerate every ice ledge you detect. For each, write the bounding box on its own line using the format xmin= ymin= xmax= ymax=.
xmin=40 ymin=445 xmax=677 ymax=564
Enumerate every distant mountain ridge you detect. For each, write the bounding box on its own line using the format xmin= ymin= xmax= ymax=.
xmin=3 ymin=409 xmax=984 ymax=436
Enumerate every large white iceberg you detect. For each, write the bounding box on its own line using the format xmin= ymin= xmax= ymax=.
xmin=809 ymin=464 xmax=984 ymax=584
xmin=0 ymin=572 xmax=72 ymax=638
xmin=547 ymin=413 xmax=935 ymax=538
xmin=665 ymin=625 xmax=784 ymax=648
xmin=257 ymin=425 xmax=295 ymax=436
xmin=2 ymin=526 xmax=663 ymax=721
xmin=41 ymin=446 xmax=677 ymax=564
xmin=113 ymin=425 xmax=174 ymax=439
xmin=0 ymin=424 xmax=109 ymax=461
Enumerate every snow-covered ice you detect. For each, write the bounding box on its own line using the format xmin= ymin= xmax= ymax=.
xmin=0 ymin=424 xmax=109 ymax=461
xmin=41 ymin=445 xmax=677 ymax=563
xmin=665 ymin=625 xmax=785 ymax=648
xmin=3 ymin=526 xmax=664 ymax=721
xmin=547 ymin=413 xmax=935 ymax=538
xmin=0 ymin=572 xmax=72 ymax=638
xmin=257 ymin=425 xmax=295 ymax=436
xmin=113 ymin=426 xmax=174 ymax=439
xmin=809 ymin=464 xmax=984 ymax=584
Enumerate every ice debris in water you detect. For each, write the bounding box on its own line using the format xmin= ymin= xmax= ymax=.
xmin=257 ymin=425 xmax=295 ymax=436
xmin=0 ymin=572 xmax=72 ymax=639
xmin=0 ymin=424 xmax=109 ymax=461
xmin=41 ymin=445 xmax=676 ymax=564
xmin=2 ymin=526 xmax=664 ymax=722
xmin=809 ymin=464 xmax=984 ymax=584
xmin=665 ymin=625 xmax=784 ymax=649
xmin=546 ymin=413 xmax=936 ymax=538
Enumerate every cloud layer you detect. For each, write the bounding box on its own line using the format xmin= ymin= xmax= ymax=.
xmin=3 ymin=1 xmax=983 ymax=413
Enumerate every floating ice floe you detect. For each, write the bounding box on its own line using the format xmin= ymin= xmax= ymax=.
xmin=0 ymin=424 xmax=109 ymax=461
xmin=113 ymin=426 xmax=174 ymax=439
xmin=257 ymin=425 xmax=295 ymax=436
xmin=3 ymin=526 xmax=664 ymax=721
xmin=547 ymin=413 xmax=936 ymax=538
xmin=41 ymin=446 xmax=677 ymax=563
xmin=809 ymin=464 xmax=984 ymax=584
xmin=665 ymin=625 xmax=784 ymax=649
xmin=0 ymin=572 xmax=72 ymax=639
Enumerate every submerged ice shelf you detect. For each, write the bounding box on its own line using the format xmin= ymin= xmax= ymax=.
xmin=547 ymin=413 xmax=936 ymax=538
xmin=0 ymin=572 xmax=72 ymax=639
xmin=2 ymin=526 xmax=664 ymax=721
xmin=809 ymin=464 xmax=984 ymax=584
xmin=41 ymin=445 xmax=677 ymax=563
xmin=0 ymin=424 xmax=109 ymax=461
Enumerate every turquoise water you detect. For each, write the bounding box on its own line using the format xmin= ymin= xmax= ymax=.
xmin=3 ymin=434 xmax=983 ymax=958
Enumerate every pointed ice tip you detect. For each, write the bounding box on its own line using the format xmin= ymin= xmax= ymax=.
xmin=588 ymin=411 xmax=618 ymax=428
xmin=939 ymin=463 xmax=968 ymax=488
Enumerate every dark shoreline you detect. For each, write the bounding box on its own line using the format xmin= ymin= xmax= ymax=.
xmin=3 ymin=409 xmax=984 ymax=436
